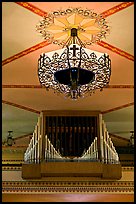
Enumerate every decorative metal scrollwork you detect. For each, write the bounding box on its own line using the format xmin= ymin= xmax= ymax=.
xmin=38 ymin=44 xmax=111 ymax=99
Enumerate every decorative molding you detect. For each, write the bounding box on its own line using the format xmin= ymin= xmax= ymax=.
xmin=2 ymin=159 xmax=24 ymax=162
xmin=120 ymin=160 xmax=134 ymax=167
xmin=2 ymin=85 xmax=44 ymax=88
xmin=2 ymin=41 xmax=50 ymax=66
xmin=15 ymin=2 xmax=47 ymax=17
xmin=2 ymin=180 xmax=134 ymax=194
xmin=2 ymin=166 xmax=22 ymax=171
xmin=2 ymin=100 xmax=40 ymax=114
xmin=101 ymin=102 xmax=134 ymax=114
xmin=2 ymin=85 xmax=134 ymax=89
xmin=101 ymin=2 xmax=134 ymax=18
xmin=2 ymin=166 xmax=134 ymax=171
xmin=2 ymin=187 xmax=134 ymax=194
xmin=97 ymin=41 xmax=134 ymax=61
xmin=2 ymin=180 xmax=134 ymax=187
xmin=105 ymin=85 xmax=134 ymax=89
xmin=122 ymin=167 xmax=134 ymax=171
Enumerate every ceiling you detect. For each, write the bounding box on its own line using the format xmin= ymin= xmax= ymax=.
xmin=2 ymin=2 xmax=134 ymax=144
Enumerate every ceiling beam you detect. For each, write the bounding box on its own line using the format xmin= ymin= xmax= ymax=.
xmin=2 ymin=100 xmax=40 ymax=114
xmin=2 ymin=41 xmax=50 ymax=66
xmin=97 ymin=41 xmax=134 ymax=61
xmin=101 ymin=102 xmax=134 ymax=114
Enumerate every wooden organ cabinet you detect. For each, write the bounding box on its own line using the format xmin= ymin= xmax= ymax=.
xmin=22 ymin=110 xmax=122 ymax=180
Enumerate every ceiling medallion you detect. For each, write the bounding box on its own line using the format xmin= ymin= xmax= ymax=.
xmin=36 ymin=7 xmax=110 ymax=46
xmin=36 ymin=8 xmax=111 ymax=99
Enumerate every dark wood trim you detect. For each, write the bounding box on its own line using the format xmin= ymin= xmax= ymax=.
xmin=42 ymin=110 xmax=101 ymax=116
xmin=101 ymin=102 xmax=134 ymax=114
xmin=2 ymin=85 xmax=134 ymax=89
xmin=2 ymin=100 xmax=40 ymax=114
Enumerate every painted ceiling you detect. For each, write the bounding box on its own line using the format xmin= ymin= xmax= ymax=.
xmin=2 ymin=2 xmax=134 ymax=145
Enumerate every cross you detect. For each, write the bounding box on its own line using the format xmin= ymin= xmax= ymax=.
xmin=70 ymin=45 xmax=79 ymax=57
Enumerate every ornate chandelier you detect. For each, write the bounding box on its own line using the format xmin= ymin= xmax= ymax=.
xmin=36 ymin=7 xmax=111 ymax=99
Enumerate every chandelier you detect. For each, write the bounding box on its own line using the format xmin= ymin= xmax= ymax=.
xmin=36 ymin=7 xmax=111 ymax=99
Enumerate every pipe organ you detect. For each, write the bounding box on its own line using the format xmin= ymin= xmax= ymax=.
xmin=45 ymin=116 xmax=97 ymax=156
xmin=24 ymin=111 xmax=119 ymax=165
xmin=23 ymin=111 xmax=122 ymax=179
